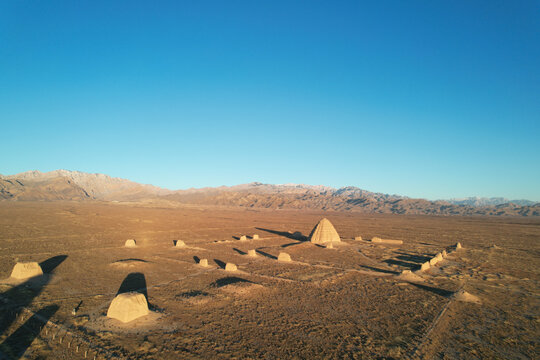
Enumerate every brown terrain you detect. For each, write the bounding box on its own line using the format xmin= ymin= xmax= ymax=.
xmin=0 ymin=200 xmax=539 ymax=359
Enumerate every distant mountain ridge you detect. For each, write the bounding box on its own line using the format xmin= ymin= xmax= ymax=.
xmin=164 ymin=182 xmax=539 ymax=216
xmin=1 ymin=170 xmax=171 ymax=201
xmin=1 ymin=170 xmax=538 ymax=216
xmin=444 ymin=197 xmax=536 ymax=207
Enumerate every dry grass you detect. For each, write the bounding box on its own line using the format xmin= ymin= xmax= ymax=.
xmin=0 ymin=202 xmax=538 ymax=359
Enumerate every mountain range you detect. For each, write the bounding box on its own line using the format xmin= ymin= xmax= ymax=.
xmin=443 ymin=197 xmax=536 ymax=207
xmin=1 ymin=170 xmax=538 ymax=216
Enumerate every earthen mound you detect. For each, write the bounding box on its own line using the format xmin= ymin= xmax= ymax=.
xmin=199 ymin=258 xmax=209 ymax=267
xmin=125 ymin=239 xmax=136 ymax=247
xmin=395 ymin=270 xmax=424 ymax=282
xmin=451 ymin=289 xmax=481 ymax=304
xmin=212 ymin=277 xmax=263 ymax=296
xmin=309 ymin=218 xmax=340 ymax=245
xmin=110 ymin=259 xmax=149 ymax=269
xmin=107 ymin=292 xmax=149 ymax=323
xmin=10 ymin=262 xmax=43 ymax=279
xmin=175 ymin=240 xmax=186 ymax=248
xmin=371 ymin=237 xmax=403 ymax=245
xmin=278 ymin=252 xmax=292 ymax=262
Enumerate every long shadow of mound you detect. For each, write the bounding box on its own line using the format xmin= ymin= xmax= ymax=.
xmin=393 ymin=252 xmax=431 ymax=263
xmin=39 ymin=255 xmax=68 ymax=274
xmin=255 ymin=228 xmax=308 ymax=242
xmin=113 ymin=258 xmax=149 ymax=263
xmin=116 ymin=272 xmax=148 ymax=300
xmin=178 ymin=290 xmax=209 ymax=298
xmin=0 ymin=305 xmax=58 ymax=359
xmin=255 ymin=250 xmax=277 ymax=260
xmin=409 ymin=283 xmax=454 ymax=297
xmin=211 ymin=277 xmax=252 ymax=288
xmin=358 ymin=265 xmax=398 ymax=275
xmin=409 ymin=282 xmax=454 ymax=297
xmin=383 ymin=259 xmax=420 ymax=270
xmin=0 ymin=255 xmax=67 ymax=343
xmin=214 ymin=259 xmax=226 ymax=269
xmin=232 ymin=248 xmax=247 ymax=255
xmin=281 ymin=242 xmax=306 ymax=249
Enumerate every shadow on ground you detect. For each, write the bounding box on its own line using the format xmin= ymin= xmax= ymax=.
xmin=393 ymin=251 xmax=432 ymax=263
xmin=232 ymin=248 xmax=247 ymax=255
xmin=214 ymin=259 xmax=226 ymax=269
xmin=255 ymin=228 xmax=308 ymax=242
xmin=116 ymin=272 xmax=148 ymax=300
xmin=0 ymin=255 xmax=67 ymax=359
xmin=383 ymin=259 xmax=421 ymax=270
xmin=409 ymin=283 xmax=454 ymax=297
xmin=211 ymin=277 xmax=252 ymax=288
xmin=358 ymin=265 xmax=398 ymax=275
xmin=255 ymin=250 xmax=277 ymax=260
xmin=0 ymin=305 xmax=59 ymax=359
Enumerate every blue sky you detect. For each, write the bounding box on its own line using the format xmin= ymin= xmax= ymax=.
xmin=1 ymin=1 xmax=539 ymax=200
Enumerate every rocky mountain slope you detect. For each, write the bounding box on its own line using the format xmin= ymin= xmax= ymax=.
xmin=1 ymin=170 xmax=538 ymax=216
xmin=0 ymin=170 xmax=170 ymax=201
xmin=165 ymin=182 xmax=540 ymax=216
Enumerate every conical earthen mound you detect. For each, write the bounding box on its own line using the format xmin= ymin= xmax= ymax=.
xmin=451 ymin=289 xmax=481 ymax=304
xmin=309 ymin=218 xmax=341 ymax=245
xmin=107 ymin=292 xmax=149 ymax=323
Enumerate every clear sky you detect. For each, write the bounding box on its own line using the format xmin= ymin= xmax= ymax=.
xmin=1 ymin=1 xmax=539 ymax=200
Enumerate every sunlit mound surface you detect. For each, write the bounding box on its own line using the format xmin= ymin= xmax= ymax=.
xmin=10 ymin=262 xmax=43 ymax=280
xmin=309 ymin=218 xmax=341 ymax=244
xmin=451 ymin=289 xmax=481 ymax=304
xmin=107 ymin=292 xmax=150 ymax=323
xmin=124 ymin=239 xmax=137 ymax=247
xmin=395 ymin=270 xmax=424 ymax=282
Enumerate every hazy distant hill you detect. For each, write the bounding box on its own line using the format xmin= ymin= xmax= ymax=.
xmin=445 ymin=197 xmax=536 ymax=207
xmin=1 ymin=170 xmax=538 ymax=216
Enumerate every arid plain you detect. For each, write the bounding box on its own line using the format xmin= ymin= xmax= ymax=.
xmin=0 ymin=201 xmax=539 ymax=359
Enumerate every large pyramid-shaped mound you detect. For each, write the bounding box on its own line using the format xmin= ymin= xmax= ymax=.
xmin=309 ymin=218 xmax=341 ymax=244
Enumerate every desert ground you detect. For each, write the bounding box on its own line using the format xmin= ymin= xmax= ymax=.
xmin=0 ymin=202 xmax=538 ymax=359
